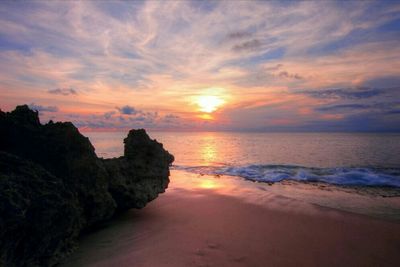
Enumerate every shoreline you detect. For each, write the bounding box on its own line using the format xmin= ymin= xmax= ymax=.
xmin=62 ymin=170 xmax=400 ymax=266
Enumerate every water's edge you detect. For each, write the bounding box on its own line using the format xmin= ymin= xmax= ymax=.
xmin=173 ymin=164 xmax=400 ymax=188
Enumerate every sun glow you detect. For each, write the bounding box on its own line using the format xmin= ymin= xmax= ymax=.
xmin=197 ymin=114 xmax=214 ymax=120
xmin=199 ymin=179 xmax=219 ymax=189
xmin=196 ymin=95 xmax=225 ymax=113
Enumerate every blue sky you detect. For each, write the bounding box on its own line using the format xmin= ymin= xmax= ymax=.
xmin=0 ymin=0 xmax=399 ymax=131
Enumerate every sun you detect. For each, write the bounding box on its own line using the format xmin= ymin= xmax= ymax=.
xmin=196 ymin=95 xmax=225 ymax=113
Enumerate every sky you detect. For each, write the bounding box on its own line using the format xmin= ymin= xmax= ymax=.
xmin=0 ymin=0 xmax=400 ymax=132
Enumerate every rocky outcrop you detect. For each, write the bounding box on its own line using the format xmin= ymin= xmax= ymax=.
xmin=105 ymin=129 xmax=174 ymax=210
xmin=0 ymin=105 xmax=174 ymax=267
xmin=0 ymin=152 xmax=82 ymax=267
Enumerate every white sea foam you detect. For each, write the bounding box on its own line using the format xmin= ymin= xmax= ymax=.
xmin=173 ymin=165 xmax=400 ymax=187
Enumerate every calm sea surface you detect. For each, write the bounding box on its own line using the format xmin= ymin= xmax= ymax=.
xmin=84 ymin=132 xmax=400 ymax=187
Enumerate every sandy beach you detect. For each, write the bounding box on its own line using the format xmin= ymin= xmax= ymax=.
xmin=2 ymin=1 xmax=400 ymax=266
xmin=62 ymin=170 xmax=400 ymax=267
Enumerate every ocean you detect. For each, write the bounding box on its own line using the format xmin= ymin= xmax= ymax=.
xmin=85 ymin=131 xmax=400 ymax=188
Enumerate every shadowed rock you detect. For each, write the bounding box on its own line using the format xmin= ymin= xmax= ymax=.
xmin=0 ymin=105 xmax=174 ymax=267
xmin=0 ymin=152 xmax=82 ymax=267
xmin=105 ymin=129 xmax=174 ymax=210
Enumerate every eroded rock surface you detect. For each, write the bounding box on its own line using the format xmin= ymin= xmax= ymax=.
xmin=0 ymin=105 xmax=174 ymax=267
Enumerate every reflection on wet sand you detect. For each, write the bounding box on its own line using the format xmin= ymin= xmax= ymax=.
xmin=62 ymin=170 xmax=400 ymax=267
xmin=169 ymin=170 xmax=400 ymax=221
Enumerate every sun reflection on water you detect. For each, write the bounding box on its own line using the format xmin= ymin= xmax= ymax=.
xmin=198 ymin=133 xmax=220 ymax=166
xmin=200 ymin=144 xmax=217 ymax=165
xmin=198 ymin=179 xmax=219 ymax=189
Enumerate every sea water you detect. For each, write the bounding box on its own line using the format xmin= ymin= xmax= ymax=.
xmin=85 ymin=131 xmax=400 ymax=188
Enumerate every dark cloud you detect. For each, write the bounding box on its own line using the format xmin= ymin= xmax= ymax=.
xmin=315 ymin=101 xmax=400 ymax=116
xmin=316 ymin=104 xmax=368 ymax=112
xmin=73 ymin=120 xmax=115 ymax=129
xmin=164 ymin=114 xmax=179 ymax=119
xmin=48 ymin=88 xmax=77 ymax=96
xmin=132 ymin=111 xmax=158 ymax=124
xmin=363 ymin=76 xmax=400 ymax=88
xmin=265 ymin=64 xmax=283 ymax=71
xmin=232 ymin=39 xmax=262 ymax=52
xmin=386 ymin=109 xmax=400 ymax=115
xmin=133 ymin=116 xmax=146 ymax=122
xmin=278 ymin=71 xmax=303 ymax=80
xmin=66 ymin=108 xmax=184 ymax=130
xmin=162 ymin=114 xmax=180 ymax=124
xmin=103 ymin=111 xmax=116 ymax=119
xmin=300 ymin=87 xmax=386 ymax=99
xmin=117 ymin=105 xmax=138 ymax=115
xmin=303 ymin=112 xmax=400 ymax=132
xmin=226 ymin=31 xmax=252 ymax=40
xmin=114 ymin=105 xmax=159 ymax=124
xmin=29 ymin=103 xmax=58 ymax=112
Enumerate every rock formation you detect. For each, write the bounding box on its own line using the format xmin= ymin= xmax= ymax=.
xmin=0 ymin=105 xmax=174 ymax=267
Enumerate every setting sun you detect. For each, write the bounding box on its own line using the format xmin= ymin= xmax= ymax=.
xmin=196 ymin=95 xmax=225 ymax=113
xmin=1 ymin=1 xmax=400 ymax=266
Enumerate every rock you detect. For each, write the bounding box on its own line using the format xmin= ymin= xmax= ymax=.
xmin=0 ymin=105 xmax=116 ymax=227
xmin=105 ymin=129 xmax=174 ymax=210
xmin=0 ymin=105 xmax=174 ymax=266
xmin=0 ymin=152 xmax=82 ymax=267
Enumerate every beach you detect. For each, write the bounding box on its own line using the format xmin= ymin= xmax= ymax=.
xmin=2 ymin=2 xmax=400 ymax=266
xmin=62 ymin=170 xmax=400 ymax=267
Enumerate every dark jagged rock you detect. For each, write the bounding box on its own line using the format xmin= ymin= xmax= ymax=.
xmin=0 ymin=105 xmax=116 ymax=227
xmin=0 ymin=105 xmax=174 ymax=267
xmin=0 ymin=152 xmax=82 ymax=267
xmin=105 ymin=129 xmax=174 ymax=210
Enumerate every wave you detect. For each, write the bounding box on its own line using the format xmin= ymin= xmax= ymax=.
xmin=173 ymin=164 xmax=400 ymax=187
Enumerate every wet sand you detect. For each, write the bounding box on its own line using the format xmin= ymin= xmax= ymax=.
xmin=62 ymin=170 xmax=400 ymax=267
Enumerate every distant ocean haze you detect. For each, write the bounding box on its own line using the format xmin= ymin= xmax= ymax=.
xmin=85 ymin=131 xmax=400 ymax=187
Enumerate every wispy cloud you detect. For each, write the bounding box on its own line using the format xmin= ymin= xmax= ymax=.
xmin=226 ymin=31 xmax=253 ymax=40
xmin=232 ymin=39 xmax=262 ymax=52
xmin=316 ymin=101 xmax=400 ymax=113
xmin=48 ymin=88 xmax=77 ymax=96
xmin=29 ymin=103 xmax=58 ymax=112
xmin=300 ymin=87 xmax=388 ymax=99
xmin=0 ymin=1 xmax=399 ymax=131
xmin=316 ymin=104 xmax=369 ymax=112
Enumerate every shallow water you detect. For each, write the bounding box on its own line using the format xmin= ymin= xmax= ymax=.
xmin=82 ymin=131 xmax=400 ymax=220
xmin=85 ymin=131 xmax=400 ymax=187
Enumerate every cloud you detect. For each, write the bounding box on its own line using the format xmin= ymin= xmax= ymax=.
xmin=302 ymin=111 xmax=400 ymax=132
xmin=316 ymin=104 xmax=368 ymax=112
xmin=386 ymin=109 xmax=400 ymax=115
xmin=63 ymin=108 xmax=184 ymax=130
xmin=28 ymin=103 xmax=58 ymax=112
xmin=1 ymin=1 xmax=400 ymax=131
xmin=300 ymin=87 xmax=386 ymax=99
xmin=162 ymin=114 xmax=180 ymax=123
xmin=277 ymin=71 xmax=303 ymax=80
xmin=226 ymin=31 xmax=252 ymax=40
xmin=314 ymin=101 xmax=400 ymax=116
xmin=114 ymin=104 xmax=160 ymax=124
xmin=117 ymin=105 xmax=138 ymax=115
xmin=103 ymin=111 xmax=116 ymax=119
xmin=164 ymin=114 xmax=179 ymax=119
xmin=48 ymin=88 xmax=77 ymax=95
xmin=232 ymin=39 xmax=262 ymax=52
xmin=363 ymin=76 xmax=400 ymax=88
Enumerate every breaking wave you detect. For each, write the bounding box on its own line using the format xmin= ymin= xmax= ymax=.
xmin=173 ymin=164 xmax=400 ymax=187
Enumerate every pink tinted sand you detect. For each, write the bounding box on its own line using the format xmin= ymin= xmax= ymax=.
xmin=62 ymin=170 xmax=400 ymax=267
